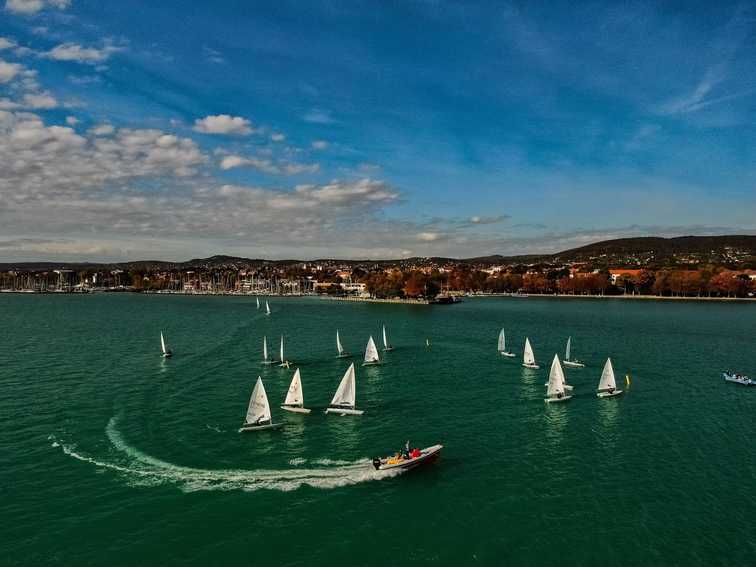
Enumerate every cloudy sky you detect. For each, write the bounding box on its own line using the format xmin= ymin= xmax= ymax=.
xmin=1 ymin=0 xmax=755 ymax=261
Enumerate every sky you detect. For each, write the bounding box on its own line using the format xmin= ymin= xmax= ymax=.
xmin=1 ymin=0 xmax=755 ymax=262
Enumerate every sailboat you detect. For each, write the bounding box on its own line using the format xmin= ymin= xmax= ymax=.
xmin=382 ymin=325 xmax=393 ymax=351
xmin=239 ymin=376 xmax=283 ymax=431
xmin=281 ymin=368 xmax=311 ymax=413
xmin=261 ymin=335 xmax=273 ymax=365
xmin=278 ymin=335 xmax=290 ymax=368
xmin=256 ymin=296 xmax=260 ymax=309
xmin=160 ymin=332 xmax=172 ymax=358
xmin=563 ymin=336 xmax=585 ymax=368
xmin=336 ymin=329 xmax=351 ymax=358
xmin=522 ymin=337 xmax=539 ymax=369
xmin=325 ymin=363 xmax=363 ymax=415
xmin=597 ymin=358 xmax=623 ymax=398
xmin=265 ymin=301 xmax=271 ymax=316
xmin=545 ymin=355 xmax=572 ymax=403
xmin=498 ymin=329 xmax=515 ymax=357
xmin=363 ymin=335 xmax=381 ymax=366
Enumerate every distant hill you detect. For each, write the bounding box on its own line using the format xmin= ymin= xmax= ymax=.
xmin=1 ymin=235 xmax=755 ymax=272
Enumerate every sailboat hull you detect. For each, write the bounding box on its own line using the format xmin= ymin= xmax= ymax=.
xmin=500 ymin=352 xmax=516 ymax=358
xmin=278 ymin=361 xmax=291 ymax=368
xmin=545 ymin=395 xmax=572 ymax=403
xmin=162 ymin=353 xmax=172 ymax=358
xmin=523 ymin=363 xmax=540 ymax=369
xmin=597 ymin=390 xmax=623 ymax=398
xmin=383 ymin=347 xmax=394 ymax=352
xmin=563 ymin=360 xmax=585 ymax=368
xmin=281 ymin=406 xmax=311 ymax=414
xmin=261 ymin=360 xmax=275 ymax=365
xmin=362 ymin=361 xmax=381 ymax=366
xmin=325 ymin=407 xmax=364 ymax=415
xmin=238 ymin=422 xmax=283 ymax=432
xmin=336 ymin=353 xmax=352 ymax=358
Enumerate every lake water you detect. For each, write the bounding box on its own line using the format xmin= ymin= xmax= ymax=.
xmin=2 ymin=294 xmax=755 ymax=565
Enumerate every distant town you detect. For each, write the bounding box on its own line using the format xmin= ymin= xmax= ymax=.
xmin=2 ymin=235 xmax=756 ymax=299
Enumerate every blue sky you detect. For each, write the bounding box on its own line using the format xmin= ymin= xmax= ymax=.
xmin=1 ymin=0 xmax=755 ymax=261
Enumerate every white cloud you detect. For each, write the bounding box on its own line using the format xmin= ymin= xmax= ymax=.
xmin=0 ymin=59 xmax=22 ymax=83
xmin=0 ymin=37 xmax=15 ymax=50
xmin=21 ymin=91 xmax=57 ymax=109
xmin=416 ymin=232 xmax=442 ymax=241
xmin=311 ymin=140 xmax=329 ymax=150
xmin=193 ymin=114 xmax=253 ymax=135
xmin=219 ymin=154 xmax=319 ymax=175
xmin=89 ymin=123 xmax=114 ymax=136
xmin=5 ymin=0 xmax=69 ymax=15
xmin=270 ymin=132 xmax=285 ymax=142
xmin=45 ymin=42 xmax=122 ymax=64
xmin=65 ymin=115 xmax=78 ymax=125
xmin=302 ymin=109 xmax=334 ymax=124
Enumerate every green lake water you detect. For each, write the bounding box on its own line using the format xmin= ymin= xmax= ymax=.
xmin=2 ymin=294 xmax=755 ymax=565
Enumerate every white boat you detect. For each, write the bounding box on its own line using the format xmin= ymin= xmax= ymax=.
xmin=278 ymin=335 xmax=290 ymax=368
xmin=325 ymin=363 xmax=363 ymax=415
xmin=563 ymin=336 xmax=585 ymax=368
xmin=256 ymin=297 xmax=260 ymax=309
xmin=160 ymin=332 xmax=172 ymax=358
xmin=545 ymin=355 xmax=572 ymax=403
xmin=265 ymin=301 xmax=271 ymax=316
xmin=281 ymin=368 xmax=311 ymax=413
xmin=261 ymin=335 xmax=273 ymax=365
xmin=597 ymin=358 xmax=623 ymax=398
xmin=336 ymin=329 xmax=351 ymax=358
xmin=498 ymin=329 xmax=515 ymax=357
xmin=722 ymin=371 xmax=754 ymax=386
xmin=372 ymin=444 xmax=443 ymax=471
xmin=239 ymin=376 xmax=282 ymax=432
xmin=363 ymin=335 xmax=381 ymax=366
xmin=522 ymin=337 xmax=539 ymax=369
xmin=382 ymin=325 xmax=393 ymax=351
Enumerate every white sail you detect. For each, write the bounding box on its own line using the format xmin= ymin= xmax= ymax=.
xmin=279 ymin=335 xmax=285 ymax=362
xmin=263 ymin=336 xmax=269 ymax=361
xmin=284 ymin=369 xmax=304 ymax=407
xmin=336 ymin=330 xmax=345 ymax=355
xmin=546 ymin=355 xmax=566 ymax=398
xmin=382 ymin=325 xmax=391 ymax=349
xmin=330 ymin=363 xmax=356 ymax=408
xmin=498 ymin=329 xmax=506 ymax=352
xmin=523 ymin=337 xmax=536 ymax=366
xmin=597 ymin=358 xmax=617 ymax=392
xmin=245 ymin=376 xmax=272 ymax=425
xmin=265 ymin=301 xmax=271 ymax=315
xmin=565 ymin=336 xmax=572 ymax=361
xmin=256 ymin=297 xmax=260 ymax=309
xmin=364 ymin=335 xmax=380 ymax=364
xmin=160 ymin=332 xmax=167 ymax=354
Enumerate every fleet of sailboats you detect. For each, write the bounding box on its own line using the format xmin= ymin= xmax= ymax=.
xmin=597 ymin=358 xmax=623 ymax=398
xmin=522 ymin=337 xmax=539 ymax=369
xmin=325 ymin=363 xmax=363 ymax=415
xmin=563 ymin=337 xmax=585 ymax=368
xmin=336 ymin=329 xmax=350 ymax=358
xmin=382 ymin=325 xmax=393 ymax=351
xmin=363 ymin=335 xmax=381 ymax=366
xmin=239 ymin=377 xmax=282 ymax=432
xmin=281 ymin=368 xmax=311 ymax=413
xmin=498 ymin=329 xmax=515 ymax=357
xmin=545 ymin=355 xmax=572 ymax=403
xmin=160 ymin=332 xmax=172 ymax=358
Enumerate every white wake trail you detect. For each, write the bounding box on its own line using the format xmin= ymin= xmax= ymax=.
xmin=50 ymin=419 xmax=401 ymax=492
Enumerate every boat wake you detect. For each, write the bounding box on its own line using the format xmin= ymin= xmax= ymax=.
xmin=50 ymin=418 xmax=401 ymax=492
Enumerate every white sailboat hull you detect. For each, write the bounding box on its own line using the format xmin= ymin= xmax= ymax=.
xmin=325 ymin=407 xmax=364 ymax=415
xmin=500 ymin=351 xmax=516 ymax=358
xmin=261 ymin=360 xmax=274 ymax=365
xmin=544 ymin=383 xmax=573 ymax=391
xmin=523 ymin=363 xmax=540 ymax=369
xmin=563 ymin=360 xmax=585 ymax=368
xmin=162 ymin=352 xmax=172 ymax=358
xmin=281 ymin=406 xmax=311 ymax=414
xmin=545 ymin=395 xmax=572 ymax=403
xmin=336 ymin=353 xmax=352 ymax=358
xmin=279 ymin=361 xmax=291 ymax=368
xmin=362 ymin=361 xmax=381 ymax=366
xmin=597 ymin=390 xmax=624 ymax=398
xmin=382 ymin=347 xmax=394 ymax=352
xmin=238 ymin=422 xmax=283 ymax=432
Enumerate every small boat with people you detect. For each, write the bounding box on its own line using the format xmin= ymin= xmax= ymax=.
xmin=562 ymin=336 xmax=585 ymax=368
xmin=278 ymin=335 xmax=290 ymax=368
xmin=498 ymin=328 xmax=515 ymax=357
xmin=239 ymin=376 xmax=282 ymax=432
xmin=372 ymin=442 xmax=443 ymax=471
xmin=382 ymin=325 xmax=393 ymax=352
xmin=522 ymin=337 xmax=539 ymax=369
xmin=160 ymin=332 xmax=172 ymax=358
xmin=265 ymin=300 xmax=271 ymax=316
xmin=261 ymin=335 xmax=273 ymax=365
xmin=325 ymin=363 xmax=363 ymax=415
xmin=363 ymin=335 xmax=381 ymax=366
xmin=597 ymin=358 xmax=623 ymax=398
xmin=336 ymin=329 xmax=351 ymax=358
xmin=723 ymin=371 xmax=755 ymax=386
xmin=281 ymin=368 xmax=311 ymax=413
xmin=545 ymin=354 xmax=572 ymax=403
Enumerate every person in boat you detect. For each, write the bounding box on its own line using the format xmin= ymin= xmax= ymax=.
xmin=556 ymin=392 xmax=563 ymax=399
xmin=410 ymin=447 xmax=421 ymax=459
xmin=401 ymin=440 xmax=411 ymax=459
xmin=608 ymin=386 xmax=615 ymax=394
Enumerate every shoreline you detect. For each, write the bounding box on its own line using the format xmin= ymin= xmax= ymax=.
xmin=322 ymin=296 xmax=430 ymax=305
xmin=466 ymin=293 xmax=756 ymax=302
